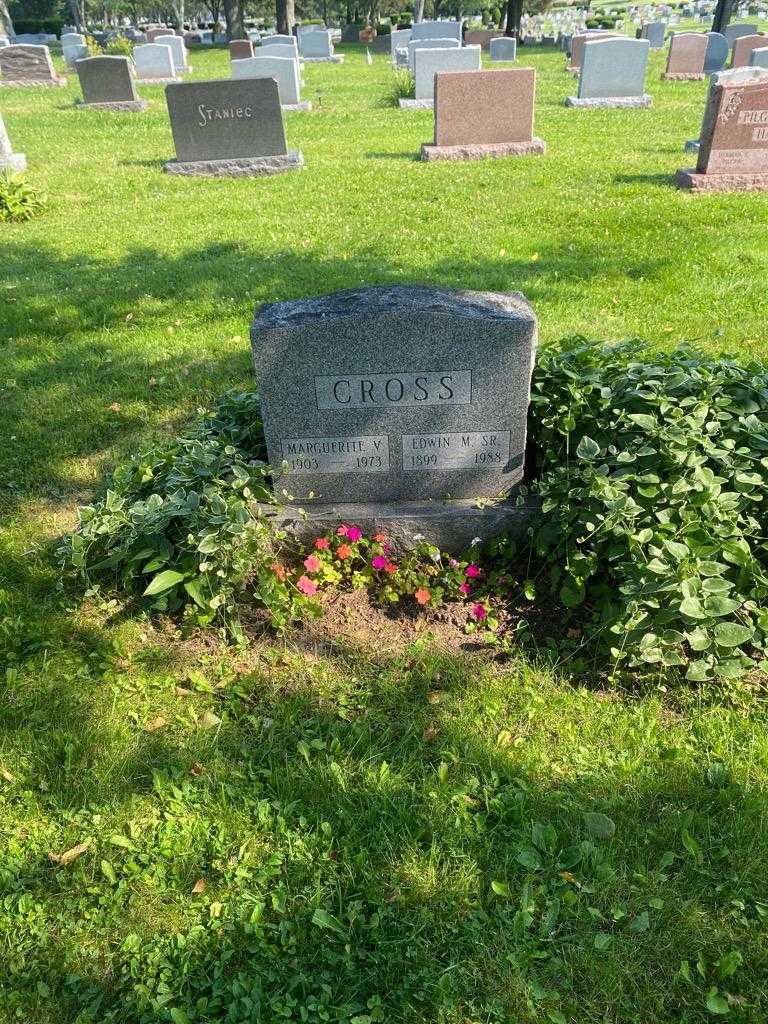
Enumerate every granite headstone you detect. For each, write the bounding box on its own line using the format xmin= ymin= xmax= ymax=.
xmin=567 ymin=37 xmax=651 ymax=106
xmin=732 ymin=33 xmax=766 ymax=67
xmin=411 ymin=20 xmax=462 ymax=42
xmin=231 ymin=54 xmax=307 ymax=109
xmin=229 ymin=38 xmax=254 ymax=60
xmin=704 ymin=31 xmax=729 ymax=72
xmin=133 ymin=42 xmax=177 ymax=81
xmin=664 ymin=31 xmax=707 ymax=78
xmin=0 ymin=111 xmax=26 ymax=170
xmin=641 ymin=21 xmax=667 ymax=48
xmin=0 ymin=43 xmax=65 ymax=86
xmin=751 ymin=46 xmax=768 ymax=68
xmin=724 ymin=22 xmax=758 ymax=47
xmin=408 ymin=45 xmax=481 ymax=106
xmin=155 ymin=34 xmax=190 ymax=73
xmin=75 ymin=55 xmax=146 ymax=110
xmin=490 ymin=36 xmax=517 ymax=60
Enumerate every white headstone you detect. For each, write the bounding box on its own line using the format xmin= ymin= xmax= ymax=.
xmin=133 ymin=42 xmax=176 ymax=80
xmin=155 ymin=34 xmax=190 ymax=73
xmin=231 ymin=54 xmax=302 ymax=105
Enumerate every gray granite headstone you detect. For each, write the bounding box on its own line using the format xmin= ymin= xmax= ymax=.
xmin=407 ymin=36 xmax=460 ymax=71
xmin=231 ymin=54 xmax=307 ymax=108
xmin=413 ymin=45 xmax=481 ymax=102
xmin=164 ymin=76 xmax=303 ymax=176
xmin=751 ymin=46 xmax=768 ymax=68
xmin=155 ymin=34 xmax=190 ymax=73
xmin=490 ymin=36 xmax=517 ymax=61
xmin=642 ymin=21 xmax=667 ymax=48
xmin=411 ymin=20 xmax=462 ymax=42
xmin=250 ymin=285 xmax=537 ymax=505
xmin=724 ymin=22 xmax=758 ymax=46
xmin=570 ymin=37 xmax=651 ymax=105
xmin=0 ymin=43 xmax=63 ymax=85
xmin=75 ymin=56 xmax=146 ymax=109
xmin=0 ymin=112 xmax=26 ymax=170
xmin=134 ymin=42 xmax=177 ymax=81
xmin=704 ymin=31 xmax=729 ymax=72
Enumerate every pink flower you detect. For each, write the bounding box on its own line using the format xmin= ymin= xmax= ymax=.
xmin=337 ymin=544 xmax=352 ymax=560
xmin=297 ymin=575 xmax=318 ymax=596
xmin=383 ymin=543 xmax=392 ymax=554
xmin=465 ymin=564 xmax=481 ymax=579
xmin=303 ymin=554 xmax=322 ymax=572
xmin=449 ymin=559 xmax=459 ymax=568
xmin=472 ymin=603 xmax=487 ymax=621
xmin=336 ymin=525 xmax=349 ymax=537
xmin=314 ymin=537 xmax=330 ymax=550
xmin=371 ymin=555 xmax=387 ymax=570
xmin=347 ymin=526 xmax=362 ymax=542
xmin=459 ymin=583 xmax=471 ymax=595
xmin=384 ymin=562 xmax=398 ymax=575
xmin=415 ymin=588 xmax=431 ymax=606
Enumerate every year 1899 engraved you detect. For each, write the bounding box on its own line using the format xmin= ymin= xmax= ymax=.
xmin=402 ymin=431 xmax=511 ymax=471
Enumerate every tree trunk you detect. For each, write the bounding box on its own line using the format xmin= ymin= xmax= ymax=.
xmin=413 ymin=0 xmax=425 ymax=23
xmin=504 ymin=0 xmax=522 ymax=38
xmin=170 ymin=0 xmax=185 ymax=32
xmin=498 ymin=7 xmax=506 ymax=30
xmin=223 ymin=0 xmax=245 ymax=38
xmin=0 ymin=0 xmax=13 ymax=39
xmin=712 ymin=0 xmax=735 ymax=34
xmin=276 ymin=0 xmax=294 ymax=35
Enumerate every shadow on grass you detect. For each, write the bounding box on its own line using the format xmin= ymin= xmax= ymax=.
xmin=613 ymin=171 xmax=678 ymax=188
xmin=1 ymin=629 xmax=767 ymax=1022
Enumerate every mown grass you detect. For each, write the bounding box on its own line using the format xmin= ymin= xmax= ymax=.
xmin=1 ymin=41 xmax=768 ymax=1023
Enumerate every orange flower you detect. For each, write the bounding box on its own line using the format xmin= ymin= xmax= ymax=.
xmin=384 ymin=562 xmax=398 ymax=574
xmin=415 ymin=588 xmax=431 ymax=606
xmin=374 ymin=532 xmax=387 ymax=543
xmin=337 ymin=543 xmax=353 ymax=560
xmin=270 ymin=562 xmax=286 ymax=582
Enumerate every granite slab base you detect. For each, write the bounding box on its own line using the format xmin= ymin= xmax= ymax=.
xmin=399 ymin=97 xmax=433 ymax=109
xmin=0 ymin=153 xmax=26 ymax=171
xmin=136 ymin=76 xmax=179 ymax=84
xmin=77 ymin=99 xmax=149 ymax=112
xmin=257 ymin=496 xmax=541 ymax=553
xmin=0 ymin=77 xmax=67 ymax=87
xmin=283 ymin=100 xmax=312 ymax=111
xmin=163 ymin=150 xmax=304 ymax=177
xmin=421 ymin=137 xmax=546 ymax=161
xmin=676 ymin=167 xmax=768 ymax=191
xmin=663 ymin=72 xmax=706 ymax=80
xmin=303 ymin=55 xmax=344 ymax=62
xmin=565 ymin=94 xmax=652 ymax=107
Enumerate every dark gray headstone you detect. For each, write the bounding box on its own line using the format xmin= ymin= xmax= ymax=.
xmin=704 ymin=31 xmax=729 ymax=72
xmin=75 ymin=55 xmax=139 ymax=104
xmin=251 ymin=285 xmax=537 ymax=504
xmin=0 ymin=43 xmax=59 ymax=83
xmin=165 ymin=76 xmax=288 ymax=162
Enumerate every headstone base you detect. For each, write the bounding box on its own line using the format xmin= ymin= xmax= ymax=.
xmin=77 ymin=99 xmax=149 ymax=111
xmin=675 ymin=167 xmax=768 ymax=191
xmin=178 ymin=65 xmax=193 ymax=72
xmin=283 ymin=100 xmax=312 ymax=111
xmin=303 ymin=54 xmax=344 ymax=62
xmin=163 ymin=149 xmax=304 ymax=177
xmin=135 ymin=75 xmax=179 ymax=84
xmin=399 ymin=97 xmax=433 ymax=108
xmin=421 ymin=138 xmax=546 ymax=161
xmin=0 ymin=76 xmax=67 ymax=87
xmin=0 ymin=152 xmax=26 ymax=171
xmin=565 ymin=94 xmax=652 ymax=107
xmin=257 ymin=496 xmax=541 ymax=553
xmin=663 ymin=71 xmax=706 ymax=80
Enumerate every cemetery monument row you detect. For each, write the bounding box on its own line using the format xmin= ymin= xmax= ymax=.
xmin=250 ymin=285 xmax=537 ymax=547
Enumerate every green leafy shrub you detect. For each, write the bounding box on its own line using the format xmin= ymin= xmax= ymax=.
xmin=84 ymin=34 xmax=103 ymax=55
xmin=104 ymin=36 xmax=133 ymax=55
xmin=388 ymin=67 xmax=415 ymax=103
xmin=530 ymin=340 xmax=768 ymax=682
xmin=0 ymin=172 xmax=46 ymax=223
xmin=10 ymin=17 xmax=64 ymax=35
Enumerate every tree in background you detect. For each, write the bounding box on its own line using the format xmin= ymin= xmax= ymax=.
xmin=223 ymin=0 xmax=244 ymax=35
xmin=711 ymin=0 xmax=734 ymax=34
xmin=276 ymin=0 xmax=293 ymax=31
xmin=0 ymin=0 xmax=14 ymax=35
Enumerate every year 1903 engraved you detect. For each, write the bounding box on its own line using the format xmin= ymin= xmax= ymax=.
xmin=315 ymin=370 xmax=471 ymax=410
xmin=402 ymin=431 xmax=511 ymax=471
xmin=280 ymin=435 xmax=390 ymax=474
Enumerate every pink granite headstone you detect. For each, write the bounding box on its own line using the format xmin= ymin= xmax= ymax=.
xmin=664 ymin=32 xmax=707 ymax=79
xmin=732 ymin=33 xmax=766 ymax=68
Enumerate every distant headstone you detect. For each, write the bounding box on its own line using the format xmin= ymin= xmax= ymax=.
xmin=300 ymin=28 xmax=342 ymax=61
xmin=262 ymin=34 xmax=298 ymax=49
xmin=407 ymin=36 xmax=461 ymax=71
xmin=490 ymin=36 xmax=517 ymax=61
xmin=703 ymin=31 xmax=729 ymax=72
xmin=0 ymin=111 xmax=26 ymax=170
xmin=405 ymin=45 xmax=481 ymax=107
xmin=62 ymin=32 xmax=88 ymax=67
xmin=676 ymin=66 xmax=768 ymax=190
xmin=259 ymin=42 xmax=302 ymax=60
xmin=146 ymin=28 xmax=169 ymax=42
xmin=567 ymin=31 xmax=620 ymax=71
xmin=390 ymin=28 xmax=411 ymax=61
xmin=0 ymin=44 xmax=65 ymax=86
xmin=231 ymin=55 xmax=309 ymax=109
xmin=75 ymin=56 xmax=147 ymax=110
xmin=134 ymin=43 xmax=177 ymax=82
xmin=732 ymin=33 xmax=766 ymax=67
xmin=464 ymin=29 xmax=501 ymax=49
xmin=155 ymin=34 xmax=191 ymax=73
xmin=229 ymin=38 xmax=254 ymax=60
xmin=341 ymin=23 xmax=362 ymax=42
xmin=250 ymin=285 xmax=537 ymax=549
xmin=751 ymin=46 xmax=768 ymax=68
xmin=164 ymin=76 xmax=303 ymax=176
xmin=641 ymin=21 xmax=667 ymax=48
xmin=421 ymin=67 xmax=546 ymax=161
xmin=411 ymin=20 xmax=462 ymax=43
xmin=724 ymin=22 xmax=758 ymax=46
xmin=664 ymin=31 xmax=707 ymax=78
xmin=567 ymin=37 xmax=651 ymax=106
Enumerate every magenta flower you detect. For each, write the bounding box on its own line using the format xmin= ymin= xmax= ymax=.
xmin=459 ymin=583 xmax=471 ymax=595
xmin=472 ymin=603 xmax=487 ymax=621
xmin=347 ymin=526 xmax=363 ymax=542
xmin=465 ymin=564 xmax=481 ymax=579
xmin=371 ymin=555 xmax=387 ymax=570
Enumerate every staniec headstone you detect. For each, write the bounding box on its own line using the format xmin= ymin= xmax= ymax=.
xmin=421 ymin=68 xmax=546 ymax=161
xmin=676 ymin=67 xmax=768 ymax=191
xmin=75 ymin=55 xmax=148 ymax=110
xmin=250 ymin=286 xmax=538 ymax=548
xmin=490 ymin=36 xmax=517 ymax=61
xmin=133 ymin=42 xmax=178 ymax=82
xmin=0 ymin=44 xmax=66 ymax=87
xmin=229 ymin=38 xmax=254 ymax=60
xmin=732 ymin=33 xmax=766 ymax=67
xmin=663 ymin=32 xmax=707 ymax=79
xmin=566 ymin=37 xmax=652 ymax=107
xmin=0 ymin=111 xmax=26 ymax=170
xmin=164 ymin=77 xmax=304 ymax=176
xmin=231 ymin=55 xmax=309 ymax=110
xmin=403 ymin=44 xmax=481 ymax=108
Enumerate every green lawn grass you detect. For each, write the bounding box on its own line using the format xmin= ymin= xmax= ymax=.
xmin=2 ymin=42 xmax=768 ymax=1023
